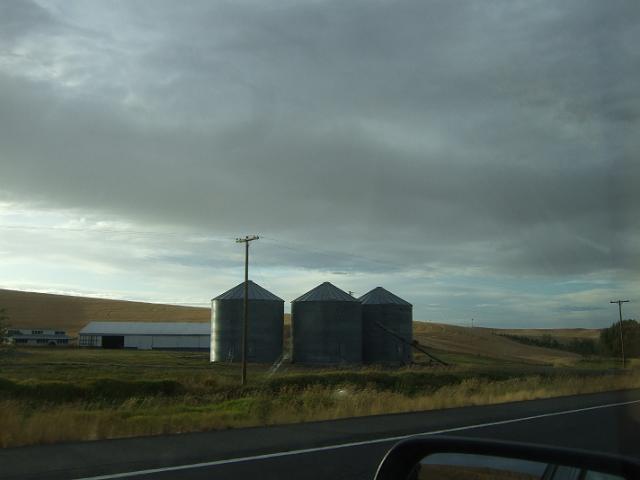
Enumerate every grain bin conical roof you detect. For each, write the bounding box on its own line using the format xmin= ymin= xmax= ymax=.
xmin=213 ymin=280 xmax=283 ymax=301
xmin=293 ymin=282 xmax=356 ymax=302
xmin=358 ymin=287 xmax=411 ymax=306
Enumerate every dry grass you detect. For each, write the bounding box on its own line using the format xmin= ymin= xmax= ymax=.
xmin=2 ymin=369 xmax=638 ymax=448
xmin=263 ymin=373 xmax=640 ymax=424
xmin=0 ymin=399 xmax=257 ymax=447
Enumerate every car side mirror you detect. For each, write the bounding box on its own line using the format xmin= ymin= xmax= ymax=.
xmin=374 ymin=436 xmax=640 ymax=480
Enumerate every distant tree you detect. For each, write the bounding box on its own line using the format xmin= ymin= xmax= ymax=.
xmin=540 ymin=334 xmax=560 ymax=349
xmin=0 ymin=307 xmax=9 ymax=344
xmin=498 ymin=332 xmax=597 ymax=355
xmin=600 ymin=320 xmax=640 ymax=358
xmin=567 ymin=338 xmax=598 ymax=355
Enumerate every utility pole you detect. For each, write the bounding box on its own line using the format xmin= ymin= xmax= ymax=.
xmin=471 ymin=318 xmax=474 ymax=329
xmin=610 ymin=300 xmax=629 ymax=368
xmin=236 ymin=235 xmax=259 ymax=385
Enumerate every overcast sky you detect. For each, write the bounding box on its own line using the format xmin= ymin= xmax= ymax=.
xmin=1 ymin=0 xmax=638 ymax=327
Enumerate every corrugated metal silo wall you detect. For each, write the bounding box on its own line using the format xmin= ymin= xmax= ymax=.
xmin=362 ymin=304 xmax=413 ymax=364
xmin=292 ymin=301 xmax=362 ymax=364
xmin=211 ymin=299 xmax=284 ymax=363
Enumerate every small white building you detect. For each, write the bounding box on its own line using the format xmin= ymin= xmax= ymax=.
xmin=79 ymin=322 xmax=210 ymax=351
xmin=7 ymin=328 xmax=71 ymax=346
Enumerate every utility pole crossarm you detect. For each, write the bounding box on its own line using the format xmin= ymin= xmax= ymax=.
xmin=236 ymin=235 xmax=260 ymax=244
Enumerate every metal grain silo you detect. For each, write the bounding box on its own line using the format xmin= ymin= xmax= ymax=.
xmin=291 ymin=282 xmax=362 ymax=364
xmin=211 ymin=280 xmax=284 ymax=363
xmin=358 ymin=287 xmax=412 ymax=364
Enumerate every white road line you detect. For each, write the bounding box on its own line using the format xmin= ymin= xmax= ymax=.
xmin=74 ymin=398 xmax=640 ymax=480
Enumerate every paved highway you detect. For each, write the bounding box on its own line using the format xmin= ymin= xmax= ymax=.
xmin=2 ymin=389 xmax=639 ymax=480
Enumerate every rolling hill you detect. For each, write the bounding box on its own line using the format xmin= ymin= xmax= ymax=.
xmin=412 ymin=322 xmax=586 ymax=366
xmin=1 ymin=289 xmax=600 ymax=365
xmin=0 ymin=289 xmax=209 ymax=337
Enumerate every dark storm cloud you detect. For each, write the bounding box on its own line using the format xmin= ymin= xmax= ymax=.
xmin=0 ymin=0 xmax=57 ymax=41
xmin=0 ymin=0 xmax=638 ymax=278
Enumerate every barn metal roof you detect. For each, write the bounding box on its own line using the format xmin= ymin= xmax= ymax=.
xmin=79 ymin=322 xmax=211 ymax=336
xmin=213 ymin=280 xmax=283 ymax=301
xmin=358 ymin=287 xmax=412 ymax=306
xmin=292 ymin=282 xmax=357 ymax=302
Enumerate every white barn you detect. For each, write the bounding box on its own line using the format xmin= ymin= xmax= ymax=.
xmin=79 ymin=322 xmax=210 ymax=351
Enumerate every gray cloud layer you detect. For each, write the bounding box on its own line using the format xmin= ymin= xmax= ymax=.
xmin=1 ymin=1 xmax=638 ymax=296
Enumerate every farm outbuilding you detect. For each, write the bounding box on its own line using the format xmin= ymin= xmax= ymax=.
xmin=291 ymin=282 xmax=362 ymax=364
xmin=358 ymin=287 xmax=413 ymax=364
xmin=211 ymin=280 xmax=284 ymax=363
xmin=78 ymin=322 xmax=210 ymax=350
xmin=6 ymin=328 xmax=71 ymax=347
